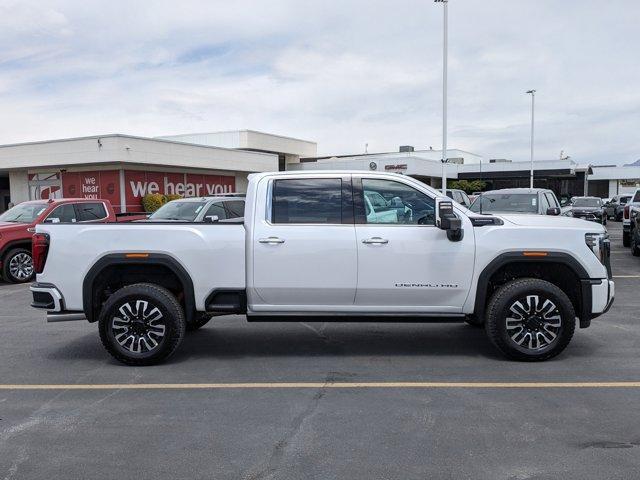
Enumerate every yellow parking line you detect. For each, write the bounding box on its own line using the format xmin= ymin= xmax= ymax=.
xmin=1 ymin=382 xmax=640 ymax=390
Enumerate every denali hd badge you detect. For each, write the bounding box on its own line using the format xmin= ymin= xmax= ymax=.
xmin=395 ymin=283 xmax=459 ymax=288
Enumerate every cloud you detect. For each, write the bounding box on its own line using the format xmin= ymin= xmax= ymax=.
xmin=0 ymin=0 xmax=638 ymax=164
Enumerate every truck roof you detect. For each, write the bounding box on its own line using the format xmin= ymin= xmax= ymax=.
xmin=20 ymin=198 xmax=111 ymax=205
xmin=481 ymin=188 xmax=553 ymax=195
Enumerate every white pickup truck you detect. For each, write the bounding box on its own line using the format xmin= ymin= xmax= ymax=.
xmin=31 ymin=171 xmax=614 ymax=365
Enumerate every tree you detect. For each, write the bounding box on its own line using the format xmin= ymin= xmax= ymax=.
xmin=449 ymin=179 xmax=487 ymax=194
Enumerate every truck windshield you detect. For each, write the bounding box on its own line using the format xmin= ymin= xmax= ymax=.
xmin=149 ymin=201 xmax=207 ymax=221
xmin=573 ymin=198 xmax=601 ymax=207
xmin=0 ymin=203 xmax=48 ymax=223
xmin=470 ymin=194 xmax=538 ymax=214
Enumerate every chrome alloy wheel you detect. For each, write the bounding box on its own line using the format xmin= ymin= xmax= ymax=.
xmin=111 ymin=300 xmax=166 ymax=354
xmin=9 ymin=253 xmax=34 ymax=281
xmin=506 ymin=295 xmax=562 ymax=351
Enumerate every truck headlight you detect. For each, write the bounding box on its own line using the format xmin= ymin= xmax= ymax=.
xmin=585 ymin=232 xmax=609 ymax=265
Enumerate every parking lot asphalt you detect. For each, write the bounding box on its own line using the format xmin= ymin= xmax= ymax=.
xmin=1 ymin=222 xmax=639 ymax=479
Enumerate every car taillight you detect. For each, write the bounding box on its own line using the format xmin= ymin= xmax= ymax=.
xmin=32 ymin=233 xmax=50 ymax=274
xmin=624 ymin=205 xmax=630 ymax=219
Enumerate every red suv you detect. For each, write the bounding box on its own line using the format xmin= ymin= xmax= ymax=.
xmin=0 ymin=198 xmax=119 ymax=283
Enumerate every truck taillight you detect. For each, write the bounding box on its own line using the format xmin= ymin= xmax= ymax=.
xmin=623 ymin=205 xmax=630 ymax=219
xmin=32 ymin=233 xmax=50 ymax=274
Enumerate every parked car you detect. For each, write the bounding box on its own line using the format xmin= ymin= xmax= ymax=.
xmin=604 ymin=195 xmax=632 ymax=221
xmin=563 ymin=197 xmax=607 ymax=225
xmin=0 ymin=198 xmax=145 ymax=283
xmin=630 ymin=207 xmax=640 ymax=256
xmin=445 ymin=189 xmax=472 ymax=208
xmin=622 ymin=189 xmax=640 ymax=247
xmin=469 ymin=188 xmax=562 ymax=216
xmin=144 ymin=195 xmax=245 ymax=223
xmin=31 ymin=172 xmax=613 ymax=365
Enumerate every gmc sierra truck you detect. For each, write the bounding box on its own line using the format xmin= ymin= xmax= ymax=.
xmin=30 ymin=171 xmax=614 ymax=365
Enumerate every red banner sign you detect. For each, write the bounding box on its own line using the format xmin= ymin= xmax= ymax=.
xmin=61 ymin=170 xmax=235 ymax=212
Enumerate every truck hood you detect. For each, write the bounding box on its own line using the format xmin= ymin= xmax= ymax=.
xmin=0 ymin=222 xmax=30 ymax=233
xmin=496 ymin=214 xmax=606 ymax=232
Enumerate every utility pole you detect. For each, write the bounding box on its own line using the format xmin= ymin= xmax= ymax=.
xmin=435 ymin=0 xmax=448 ymax=194
xmin=526 ymin=89 xmax=536 ymax=189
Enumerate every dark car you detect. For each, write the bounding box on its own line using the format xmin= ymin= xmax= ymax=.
xmin=469 ymin=188 xmax=562 ymax=216
xmin=604 ymin=194 xmax=632 ymax=221
xmin=630 ymin=207 xmax=640 ymax=256
xmin=565 ymin=197 xmax=606 ymax=225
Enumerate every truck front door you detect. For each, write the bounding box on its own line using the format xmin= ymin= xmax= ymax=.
xmin=251 ymin=176 xmax=357 ymax=310
xmin=353 ymin=177 xmax=475 ymax=313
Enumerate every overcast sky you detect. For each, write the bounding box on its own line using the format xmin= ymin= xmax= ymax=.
xmin=1 ymin=0 xmax=638 ymax=164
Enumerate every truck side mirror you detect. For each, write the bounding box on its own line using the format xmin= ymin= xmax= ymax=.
xmin=436 ymin=198 xmax=463 ymax=242
xmin=546 ymin=207 xmax=561 ymax=216
xmin=204 ymin=215 xmax=219 ymax=223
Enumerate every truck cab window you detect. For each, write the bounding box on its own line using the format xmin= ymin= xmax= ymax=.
xmin=46 ymin=204 xmax=77 ymax=223
xmin=223 ymin=200 xmax=245 ymax=219
xmin=272 ymin=178 xmax=342 ymax=224
xmin=361 ymin=179 xmax=435 ymax=225
xmin=77 ymin=203 xmax=107 ymax=222
xmin=204 ymin=202 xmax=227 ymax=221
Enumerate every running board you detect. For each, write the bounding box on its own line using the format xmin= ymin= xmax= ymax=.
xmin=246 ymin=315 xmax=467 ymax=323
xmin=47 ymin=312 xmax=87 ymax=322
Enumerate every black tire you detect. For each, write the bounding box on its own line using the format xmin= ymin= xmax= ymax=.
xmin=623 ymin=231 xmax=630 ymax=247
xmin=2 ymin=248 xmax=34 ymax=283
xmin=485 ymin=278 xmax=575 ymax=361
xmin=186 ymin=313 xmax=213 ymax=331
xmin=98 ymin=283 xmax=185 ymax=366
xmin=631 ymin=231 xmax=640 ymax=257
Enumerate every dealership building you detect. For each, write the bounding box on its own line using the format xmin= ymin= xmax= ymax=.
xmin=0 ymin=130 xmax=316 ymax=213
xmin=293 ymin=147 xmax=640 ymax=199
xmin=1 ymin=131 xmax=638 ymax=214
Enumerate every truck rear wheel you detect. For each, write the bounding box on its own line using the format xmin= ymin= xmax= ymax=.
xmin=98 ymin=283 xmax=185 ymax=366
xmin=485 ymin=278 xmax=575 ymax=361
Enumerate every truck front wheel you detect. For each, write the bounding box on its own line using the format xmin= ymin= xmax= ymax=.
xmin=2 ymin=248 xmax=34 ymax=283
xmin=485 ymin=278 xmax=575 ymax=361
xmin=98 ymin=283 xmax=186 ymax=366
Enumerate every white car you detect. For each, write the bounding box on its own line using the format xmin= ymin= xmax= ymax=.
xmin=31 ymin=171 xmax=614 ymax=365
xmin=144 ymin=195 xmax=245 ymax=223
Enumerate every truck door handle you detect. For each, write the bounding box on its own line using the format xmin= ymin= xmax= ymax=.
xmin=362 ymin=237 xmax=389 ymax=245
xmin=258 ymin=237 xmax=285 ymax=244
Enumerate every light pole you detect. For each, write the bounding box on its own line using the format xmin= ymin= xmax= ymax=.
xmin=526 ymin=89 xmax=536 ymax=189
xmin=435 ymin=0 xmax=448 ymax=194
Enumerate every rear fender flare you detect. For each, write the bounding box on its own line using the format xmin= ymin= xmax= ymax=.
xmin=82 ymin=253 xmax=195 ymax=323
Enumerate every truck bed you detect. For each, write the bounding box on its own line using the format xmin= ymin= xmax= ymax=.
xmin=36 ymin=223 xmax=246 ymax=312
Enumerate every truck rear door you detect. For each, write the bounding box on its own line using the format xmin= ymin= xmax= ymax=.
xmin=250 ymin=175 xmax=357 ymax=309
